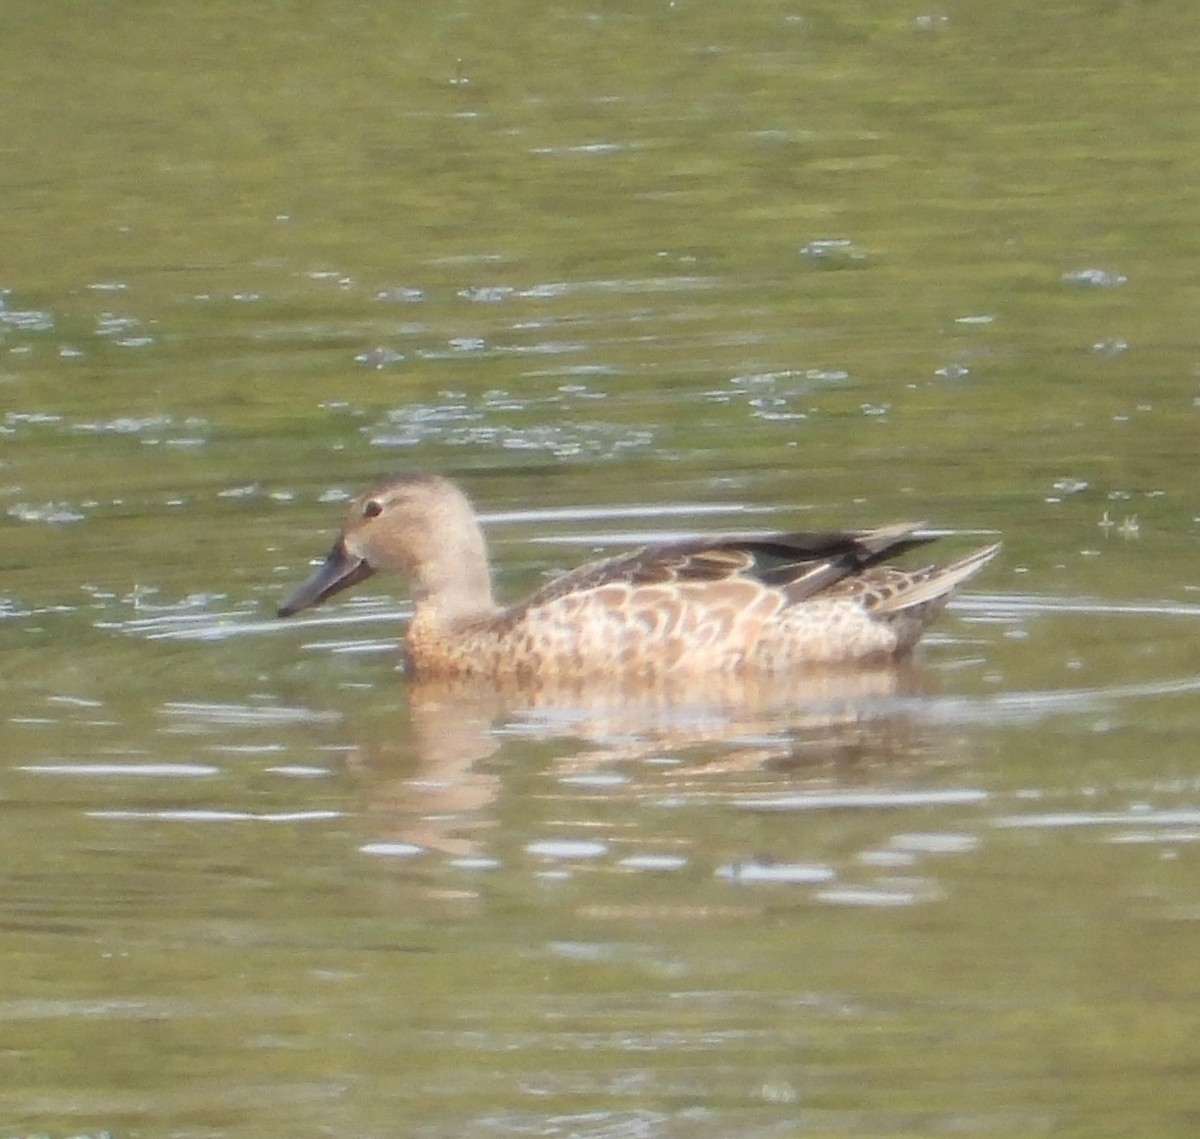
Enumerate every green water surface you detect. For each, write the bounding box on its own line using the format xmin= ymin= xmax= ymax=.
xmin=2 ymin=3 xmax=1199 ymax=1137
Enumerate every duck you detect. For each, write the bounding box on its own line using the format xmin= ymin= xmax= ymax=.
xmin=277 ymin=472 xmax=1000 ymax=679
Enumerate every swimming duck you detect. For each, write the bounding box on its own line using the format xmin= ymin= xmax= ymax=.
xmin=277 ymin=472 xmax=1000 ymax=678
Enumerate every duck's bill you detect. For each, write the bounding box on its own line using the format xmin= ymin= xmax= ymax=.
xmin=277 ymin=541 xmax=375 ymax=617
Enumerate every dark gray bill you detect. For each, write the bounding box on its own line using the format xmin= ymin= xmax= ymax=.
xmin=277 ymin=540 xmax=375 ymax=617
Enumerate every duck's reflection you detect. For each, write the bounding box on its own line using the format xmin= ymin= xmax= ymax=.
xmin=357 ymin=663 xmax=927 ymax=856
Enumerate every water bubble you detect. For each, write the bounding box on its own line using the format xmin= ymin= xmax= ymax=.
xmin=1062 ymin=267 xmax=1127 ymax=287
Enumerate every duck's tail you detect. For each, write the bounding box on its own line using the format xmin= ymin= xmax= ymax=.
xmin=875 ymin=540 xmax=1002 ymax=614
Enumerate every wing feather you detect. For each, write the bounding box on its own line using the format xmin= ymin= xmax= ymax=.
xmin=515 ymin=523 xmax=934 ymax=613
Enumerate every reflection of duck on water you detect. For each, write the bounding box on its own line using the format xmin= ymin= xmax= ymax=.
xmin=407 ymin=661 xmax=923 ymax=767
xmin=278 ymin=472 xmax=1000 ymax=678
xmin=354 ymin=665 xmax=940 ymax=859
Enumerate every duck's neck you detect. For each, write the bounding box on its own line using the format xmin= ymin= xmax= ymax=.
xmin=409 ymin=523 xmax=499 ymax=630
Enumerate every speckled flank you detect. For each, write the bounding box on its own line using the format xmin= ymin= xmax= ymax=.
xmin=278 ymin=472 xmax=1001 ymax=679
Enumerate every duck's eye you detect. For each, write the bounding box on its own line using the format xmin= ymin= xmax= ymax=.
xmin=362 ymin=499 xmax=384 ymax=519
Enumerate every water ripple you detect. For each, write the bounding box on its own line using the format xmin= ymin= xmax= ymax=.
xmin=88 ymin=809 xmax=344 ymax=823
xmin=526 ymin=839 xmax=609 ymax=860
xmin=734 ymin=789 xmax=989 ymax=812
xmin=0 ymin=291 xmax=53 ymax=331
xmin=715 ymin=860 xmax=835 ymax=885
xmin=19 ymin=763 xmax=219 ymax=777
xmin=994 ymin=808 xmax=1200 ymax=830
xmin=160 ymin=701 xmax=340 ymax=727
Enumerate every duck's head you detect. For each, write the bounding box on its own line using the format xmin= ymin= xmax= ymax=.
xmin=277 ymin=472 xmax=492 ymax=618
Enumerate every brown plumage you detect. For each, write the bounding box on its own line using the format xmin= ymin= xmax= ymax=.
xmin=277 ymin=472 xmax=1000 ymax=678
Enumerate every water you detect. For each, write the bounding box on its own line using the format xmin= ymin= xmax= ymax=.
xmin=3 ymin=2 xmax=1200 ymax=1137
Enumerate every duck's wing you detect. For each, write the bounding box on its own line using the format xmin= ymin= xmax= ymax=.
xmin=520 ymin=523 xmax=938 ymax=610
